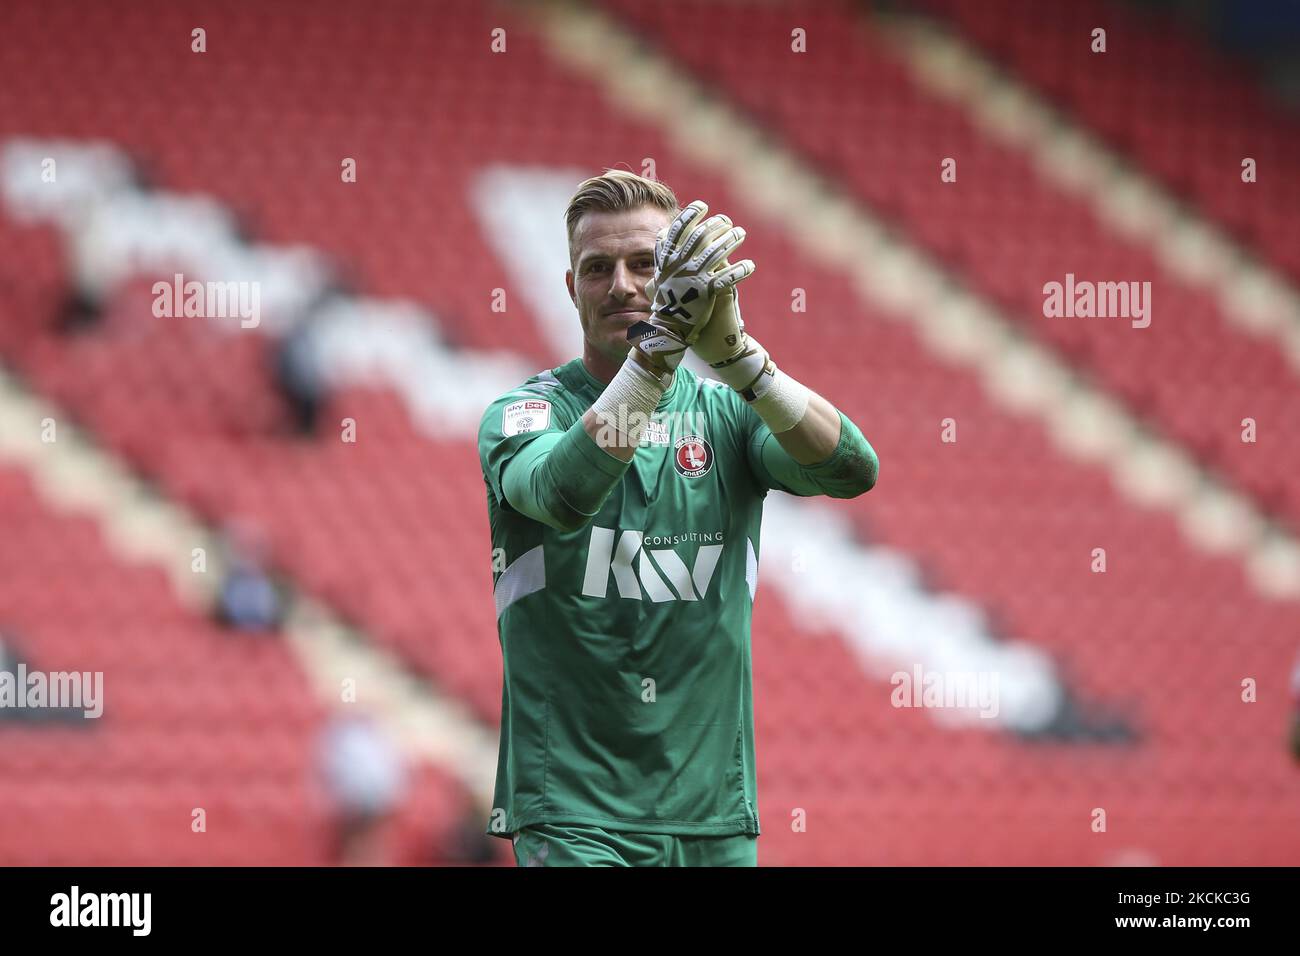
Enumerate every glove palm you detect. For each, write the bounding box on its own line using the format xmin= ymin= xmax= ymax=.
xmin=629 ymin=200 xmax=755 ymax=374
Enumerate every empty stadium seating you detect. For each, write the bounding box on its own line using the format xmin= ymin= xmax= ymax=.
xmin=920 ymin=0 xmax=1300 ymax=282
xmin=600 ymin=0 xmax=1300 ymax=528
xmin=0 ymin=0 xmax=1297 ymax=866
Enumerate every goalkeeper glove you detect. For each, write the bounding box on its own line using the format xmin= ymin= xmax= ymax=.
xmin=628 ymin=200 xmax=754 ymax=375
xmin=692 ymin=281 xmax=808 ymax=432
xmin=691 ymin=285 xmax=772 ymax=398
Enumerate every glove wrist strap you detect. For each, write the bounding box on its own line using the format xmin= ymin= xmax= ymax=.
xmin=736 ymin=344 xmax=810 ymax=434
xmin=710 ymin=336 xmax=768 ymax=391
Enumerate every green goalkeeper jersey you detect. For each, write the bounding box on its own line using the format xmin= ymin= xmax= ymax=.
xmin=478 ymin=357 xmax=876 ymax=838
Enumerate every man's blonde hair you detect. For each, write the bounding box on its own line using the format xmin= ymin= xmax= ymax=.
xmin=564 ymin=169 xmax=679 ymax=264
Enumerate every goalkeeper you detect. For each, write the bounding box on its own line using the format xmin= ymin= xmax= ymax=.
xmin=478 ymin=170 xmax=878 ymax=866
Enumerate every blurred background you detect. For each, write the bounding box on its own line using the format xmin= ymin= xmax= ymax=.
xmin=1 ymin=0 xmax=1298 ymax=866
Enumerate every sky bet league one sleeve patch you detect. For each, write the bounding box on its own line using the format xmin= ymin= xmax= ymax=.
xmin=502 ymin=399 xmax=551 ymax=437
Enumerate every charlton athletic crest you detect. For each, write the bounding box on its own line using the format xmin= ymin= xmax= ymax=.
xmin=673 ymin=435 xmax=713 ymax=478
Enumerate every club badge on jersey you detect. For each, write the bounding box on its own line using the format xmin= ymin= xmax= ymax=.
xmin=673 ymin=435 xmax=713 ymax=478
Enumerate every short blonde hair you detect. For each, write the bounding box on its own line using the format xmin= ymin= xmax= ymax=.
xmin=564 ymin=169 xmax=679 ymax=264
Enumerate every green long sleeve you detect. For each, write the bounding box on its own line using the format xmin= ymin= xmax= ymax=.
xmin=747 ymin=410 xmax=878 ymax=499
xmin=500 ymin=420 xmax=631 ymax=532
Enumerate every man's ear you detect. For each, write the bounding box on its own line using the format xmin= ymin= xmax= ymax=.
xmin=565 ymin=269 xmax=576 ymax=306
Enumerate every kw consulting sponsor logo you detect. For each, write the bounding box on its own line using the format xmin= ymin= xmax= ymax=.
xmin=582 ymin=526 xmax=725 ymax=602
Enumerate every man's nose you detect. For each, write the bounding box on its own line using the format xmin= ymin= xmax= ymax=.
xmin=609 ymin=262 xmax=639 ymax=299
